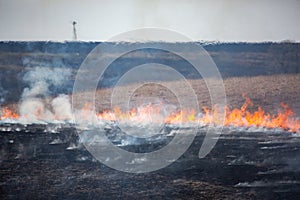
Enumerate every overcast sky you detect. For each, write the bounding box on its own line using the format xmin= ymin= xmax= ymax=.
xmin=0 ymin=0 xmax=299 ymax=42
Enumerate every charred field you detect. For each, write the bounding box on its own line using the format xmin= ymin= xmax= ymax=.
xmin=1 ymin=124 xmax=300 ymax=199
xmin=0 ymin=41 xmax=300 ymax=199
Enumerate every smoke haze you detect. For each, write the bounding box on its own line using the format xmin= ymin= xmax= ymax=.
xmin=0 ymin=0 xmax=299 ymax=42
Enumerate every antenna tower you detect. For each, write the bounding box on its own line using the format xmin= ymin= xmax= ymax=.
xmin=72 ymin=21 xmax=77 ymax=40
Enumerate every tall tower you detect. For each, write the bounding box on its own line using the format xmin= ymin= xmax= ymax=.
xmin=72 ymin=21 xmax=77 ymax=40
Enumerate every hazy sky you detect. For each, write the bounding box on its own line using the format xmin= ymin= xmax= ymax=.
xmin=0 ymin=0 xmax=299 ymax=42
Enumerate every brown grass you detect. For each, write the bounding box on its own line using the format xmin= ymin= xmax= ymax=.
xmin=71 ymin=74 xmax=300 ymax=116
xmin=5 ymin=74 xmax=300 ymax=116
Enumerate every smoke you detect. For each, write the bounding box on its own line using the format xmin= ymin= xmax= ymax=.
xmin=22 ymin=67 xmax=71 ymax=98
xmin=51 ymin=94 xmax=73 ymax=121
xmin=0 ymin=70 xmax=10 ymax=105
xmin=19 ymin=67 xmax=73 ymax=122
xmin=0 ymin=85 xmax=8 ymax=105
xmin=19 ymin=98 xmax=53 ymax=121
xmin=1 ymin=0 xmax=300 ymax=42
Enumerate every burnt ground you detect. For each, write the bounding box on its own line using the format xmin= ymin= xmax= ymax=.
xmin=1 ymin=123 xmax=300 ymax=199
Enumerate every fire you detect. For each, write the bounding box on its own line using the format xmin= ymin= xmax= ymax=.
xmin=1 ymin=96 xmax=299 ymax=133
xmin=165 ymin=109 xmax=196 ymax=124
xmin=97 ymin=103 xmax=168 ymax=123
xmin=0 ymin=107 xmax=19 ymax=120
xmin=201 ymin=97 xmax=300 ymax=132
xmin=94 ymin=97 xmax=300 ymax=133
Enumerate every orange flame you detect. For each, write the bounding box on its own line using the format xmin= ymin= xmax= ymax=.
xmin=165 ymin=109 xmax=196 ymax=124
xmin=0 ymin=107 xmax=19 ymax=120
xmin=1 ymin=96 xmax=299 ymax=132
xmin=94 ymin=96 xmax=300 ymax=133
xmin=201 ymin=97 xmax=300 ymax=132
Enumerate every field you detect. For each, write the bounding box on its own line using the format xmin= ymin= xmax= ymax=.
xmin=91 ymin=74 xmax=300 ymax=115
xmin=0 ymin=42 xmax=300 ymax=199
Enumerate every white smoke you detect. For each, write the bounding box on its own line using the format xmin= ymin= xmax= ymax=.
xmin=19 ymin=98 xmax=54 ymax=122
xmin=22 ymin=82 xmax=48 ymax=99
xmin=51 ymin=94 xmax=73 ymax=121
xmin=0 ymin=85 xmax=7 ymax=105
xmin=19 ymin=67 xmax=73 ymax=123
xmin=22 ymin=67 xmax=70 ymax=98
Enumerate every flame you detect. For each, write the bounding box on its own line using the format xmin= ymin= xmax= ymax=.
xmin=201 ymin=97 xmax=300 ymax=133
xmin=97 ymin=103 xmax=167 ymax=123
xmin=1 ymin=96 xmax=299 ymax=132
xmin=164 ymin=109 xmax=196 ymax=124
xmin=0 ymin=107 xmax=19 ymax=120
xmin=94 ymin=96 xmax=300 ymax=133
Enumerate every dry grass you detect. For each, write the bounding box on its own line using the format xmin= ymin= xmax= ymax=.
xmin=71 ymin=74 xmax=300 ymax=116
xmin=223 ymin=74 xmax=300 ymax=114
xmin=6 ymin=74 xmax=299 ymax=116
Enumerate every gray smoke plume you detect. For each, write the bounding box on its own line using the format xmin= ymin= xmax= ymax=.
xmin=19 ymin=66 xmax=73 ymax=122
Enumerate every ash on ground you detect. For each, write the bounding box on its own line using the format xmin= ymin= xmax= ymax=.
xmin=1 ymin=123 xmax=300 ymax=199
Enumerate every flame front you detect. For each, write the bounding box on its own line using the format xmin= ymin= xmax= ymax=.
xmin=1 ymin=96 xmax=300 ymax=133
xmin=203 ymin=98 xmax=300 ymax=132
xmin=0 ymin=107 xmax=19 ymax=120
xmin=95 ymin=97 xmax=300 ymax=133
